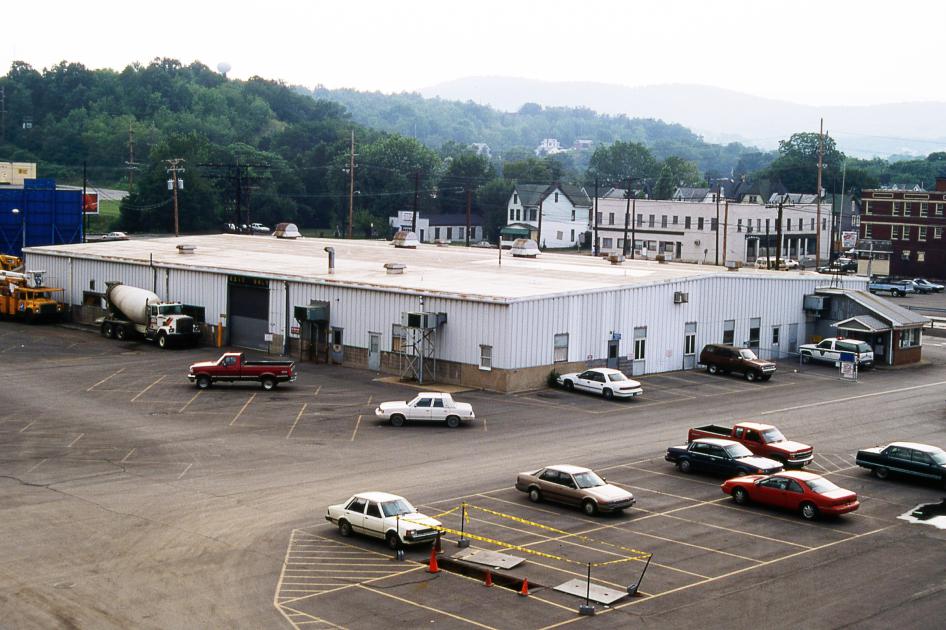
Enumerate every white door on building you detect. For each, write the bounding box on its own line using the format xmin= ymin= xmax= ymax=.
xmin=368 ymin=332 xmax=381 ymax=371
xmin=632 ymin=327 xmax=647 ymax=376
xmin=683 ymin=322 xmax=697 ymax=370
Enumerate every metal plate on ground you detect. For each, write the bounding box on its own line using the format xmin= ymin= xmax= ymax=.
xmin=554 ymin=579 xmax=628 ymax=605
xmin=452 ymin=548 xmax=525 ymax=569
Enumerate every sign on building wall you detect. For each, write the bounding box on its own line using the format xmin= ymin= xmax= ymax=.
xmin=841 ymin=231 xmax=857 ymax=249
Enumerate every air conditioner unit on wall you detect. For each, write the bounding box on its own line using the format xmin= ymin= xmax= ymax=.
xmin=401 ymin=311 xmax=437 ymax=329
xmin=673 ymin=291 xmax=689 ymax=304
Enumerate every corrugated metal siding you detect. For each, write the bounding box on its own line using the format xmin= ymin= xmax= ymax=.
xmin=168 ymin=269 xmax=227 ymax=322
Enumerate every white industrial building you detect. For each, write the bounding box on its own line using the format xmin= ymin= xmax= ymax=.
xmin=26 ymin=235 xmax=866 ymax=392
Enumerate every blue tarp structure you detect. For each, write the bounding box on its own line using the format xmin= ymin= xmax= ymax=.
xmin=0 ymin=179 xmax=83 ymax=257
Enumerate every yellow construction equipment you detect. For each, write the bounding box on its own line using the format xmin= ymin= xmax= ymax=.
xmin=0 ymin=267 xmax=65 ymax=322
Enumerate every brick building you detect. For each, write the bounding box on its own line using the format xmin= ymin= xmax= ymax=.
xmin=859 ymin=177 xmax=946 ymax=279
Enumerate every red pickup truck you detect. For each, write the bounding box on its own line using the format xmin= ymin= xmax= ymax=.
xmin=688 ymin=421 xmax=813 ymax=467
xmin=188 ymin=352 xmax=297 ymax=391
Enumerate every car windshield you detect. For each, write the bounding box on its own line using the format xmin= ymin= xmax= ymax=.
xmin=608 ymin=373 xmax=628 ymax=382
xmin=853 ymin=341 xmax=871 ymax=353
xmin=805 ymin=477 xmax=840 ymax=493
xmin=159 ymin=305 xmax=183 ymax=315
xmin=380 ymin=499 xmax=415 ymax=517
xmin=761 ymin=428 xmax=785 ymax=443
xmin=738 ymin=349 xmax=758 ymax=360
xmin=724 ymin=443 xmax=754 ymax=458
xmin=573 ymin=471 xmax=605 ymax=489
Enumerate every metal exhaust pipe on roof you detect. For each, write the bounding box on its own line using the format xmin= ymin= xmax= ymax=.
xmin=324 ymin=246 xmax=335 ymax=274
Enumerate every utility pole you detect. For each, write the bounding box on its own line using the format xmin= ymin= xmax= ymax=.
xmin=165 ymin=158 xmax=185 ymax=237
xmin=411 ymin=170 xmax=420 ymax=234
xmin=537 ymin=196 xmax=544 ymax=248
xmin=715 ymin=185 xmax=721 ymax=265
xmin=347 ymin=130 xmax=355 ymax=239
xmin=816 ymin=118 xmax=824 ymax=268
xmin=82 ymin=161 xmax=88 ymax=243
xmin=835 ymin=160 xmax=847 ymax=255
xmin=722 ymin=199 xmax=729 ymax=266
xmin=465 ymin=187 xmax=472 ymax=247
xmin=765 ymin=218 xmax=770 ymax=269
xmin=593 ymin=178 xmax=599 ymax=256
xmin=630 ymin=197 xmax=637 ymax=259
xmin=199 ymin=162 xmax=269 ymax=230
xmin=0 ymin=86 xmax=6 ymax=144
xmin=125 ymin=125 xmax=140 ymax=192
xmin=623 ymin=178 xmax=631 ymax=256
xmin=775 ymin=197 xmax=784 ymax=268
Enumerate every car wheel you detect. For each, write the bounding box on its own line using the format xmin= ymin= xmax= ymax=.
xmin=338 ymin=520 xmax=352 ymax=537
xmin=707 ymin=364 xmax=719 ymax=375
xmin=196 ymin=375 xmax=211 ymax=390
xmin=582 ymin=500 xmax=598 ymax=516
xmin=732 ymin=487 xmax=749 ymax=505
xmin=115 ymin=325 xmax=127 ymax=341
xmin=528 ymin=487 xmax=542 ymax=503
xmin=564 ymin=380 xmax=574 ymax=391
xmin=390 ymin=414 xmax=405 ymax=427
xmin=157 ymin=333 xmax=168 ymax=349
xmin=261 ymin=377 xmax=276 ymax=391
xmin=874 ymin=466 xmax=889 ymax=480
xmin=602 ymin=388 xmax=614 ymax=400
xmin=102 ymin=322 xmax=115 ymax=338
xmin=800 ymin=502 xmax=819 ymax=521
xmin=446 ymin=415 xmax=460 ymax=429
xmin=679 ymin=459 xmax=693 ymax=474
xmin=801 ymin=354 xmax=810 ymax=364
xmin=386 ymin=531 xmax=400 ymax=550
xmin=745 ymin=370 xmax=757 ymax=382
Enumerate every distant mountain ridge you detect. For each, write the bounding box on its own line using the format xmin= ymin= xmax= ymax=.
xmin=419 ymin=77 xmax=946 ymax=159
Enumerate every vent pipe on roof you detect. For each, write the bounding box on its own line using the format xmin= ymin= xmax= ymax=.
xmin=324 ymin=246 xmax=335 ymax=274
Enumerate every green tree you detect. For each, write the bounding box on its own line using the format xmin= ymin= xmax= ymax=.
xmin=762 ymin=132 xmax=845 ymax=192
xmin=654 ymin=164 xmax=675 ymax=200
xmin=585 ymin=141 xmax=657 ymax=187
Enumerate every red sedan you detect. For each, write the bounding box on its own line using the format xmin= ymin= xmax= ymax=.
xmin=721 ymin=470 xmax=859 ymax=520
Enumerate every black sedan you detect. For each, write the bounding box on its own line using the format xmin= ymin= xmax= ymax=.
xmin=856 ymin=442 xmax=946 ymax=486
xmin=666 ymin=438 xmax=783 ymax=478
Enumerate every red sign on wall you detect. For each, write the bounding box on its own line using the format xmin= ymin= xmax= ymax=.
xmin=82 ymin=192 xmax=99 ymax=214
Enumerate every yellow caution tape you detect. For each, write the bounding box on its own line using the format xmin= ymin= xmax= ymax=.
xmin=431 ymin=505 xmax=460 ymax=519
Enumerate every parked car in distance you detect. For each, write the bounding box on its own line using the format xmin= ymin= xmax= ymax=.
xmin=188 ymin=352 xmax=296 ymax=390
xmin=798 ymin=337 xmax=874 ymax=368
xmin=699 ymin=344 xmax=776 ymax=382
xmin=273 ymin=222 xmax=301 ymax=239
xmin=515 ymin=464 xmax=635 ymax=515
xmin=721 ymin=471 xmax=859 ymax=520
xmin=103 ymin=231 xmax=129 ymax=241
xmin=913 ymin=278 xmax=944 ymax=293
xmin=868 ymin=276 xmax=914 ymax=296
xmin=754 ymin=256 xmax=799 ymax=270
xmin=688 ymin=422 xmax=813 ymax=467
xmin=556 ymin=367 xmax=643 ymax=399
xmin=249 ymin=222 xmax=270 ymax=233
xmin=375 ymin=392 xmax=474 ymax=428
xmin=472 ymin=240 xmax=494 ymax=248
xmin=855 ymin=442 xmax=946 ymax=486
xmin=325 ymin=492 xmax=441 ymax=548
xmin=665 ymin=438 xmax=784 ymax=477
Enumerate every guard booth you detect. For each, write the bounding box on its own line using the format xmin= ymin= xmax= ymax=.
xmin=294 ymin=301 xmax=330 ymax=362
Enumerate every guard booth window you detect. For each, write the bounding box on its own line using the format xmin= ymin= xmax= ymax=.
xmin=633 ymin=327 xmax=647 ymax=360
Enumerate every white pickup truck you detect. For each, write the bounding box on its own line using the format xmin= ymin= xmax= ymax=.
xmin=799 ymin=337 xmax=874 ymax=368
xmin=375 ymin=392 xmax=475 ymax=428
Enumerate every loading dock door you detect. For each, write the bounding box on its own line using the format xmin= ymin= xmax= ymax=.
xmin=228 ymin=276 xmax=269 ymax=350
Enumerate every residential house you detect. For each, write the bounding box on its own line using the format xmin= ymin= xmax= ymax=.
xmin=389 ymin=211 xmax=484 ymax=244
xmin=505 ymin=183 xmax=592 ymax=248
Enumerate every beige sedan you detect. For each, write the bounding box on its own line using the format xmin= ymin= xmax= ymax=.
xmin=515 ymin=464 xmax=635 ymax=515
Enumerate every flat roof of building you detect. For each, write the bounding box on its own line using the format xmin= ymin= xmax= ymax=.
xmin=28 ymin=234 xmax=827 ymax=303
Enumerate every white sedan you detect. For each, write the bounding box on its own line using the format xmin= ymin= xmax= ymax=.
xmin=325 ymin=492 xmax=441 ymax=548
xmin=375 ymin=392 xmax=475 ymax=428
xmin=557 ymin=367 xmax=643 ymax=400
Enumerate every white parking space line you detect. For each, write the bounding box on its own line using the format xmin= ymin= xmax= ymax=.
xmin=287 ymin=403 xmax=308 ymax=439
xmin=86 ymin=367 xmax=125 ymax=392
xmin=130 ymin=375 xmax=166 ymax=402
xmin=761 ymin=380 xmax=946 ymax=415
xmin=229 ymin=393 xmax=256 ymax=426
xmin=120 ymin=448 xmax=136 ymax=464
xmin=350 ymin=415 xmax=362 ymax=441
xmin=177 ymin=463 xmax=193 ymax=480
xmin=19 ymin=421 xmax=34 ymax=433
xmin=67 ymin=433 xmax=84 ymax=448
xmin=313 ymin=385 xmax=322 ymax=396
xmin=27 ymin=458 xmax=47 ymax=473
xmin=178 ymin=390 xmax=202 ymax=414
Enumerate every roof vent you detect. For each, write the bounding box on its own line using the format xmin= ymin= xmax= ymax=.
xmin=510 ymin=238 xmax=539 ymax=258
xmin=392 ymin=230 xmax=419 ymax=248
xmin=607 ymin=253 xmax=625 ymax=265
xmin=177 ymin=244 xmax=196 ymax=255
xmin=384 ymin=262 xmax=406 ymax=275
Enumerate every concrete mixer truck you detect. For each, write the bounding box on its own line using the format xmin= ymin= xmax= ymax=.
xmin=98 ymin=282 xmax=200 ymax=348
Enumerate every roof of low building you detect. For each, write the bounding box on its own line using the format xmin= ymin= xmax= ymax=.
xmin=28 ymin=234 xmax=860 ymax=304
xmin=816 ymin=288 xmax=929 ymax=328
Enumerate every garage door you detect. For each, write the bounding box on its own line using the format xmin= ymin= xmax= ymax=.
xmin=228 ymin=276 xmax=269 ymax=350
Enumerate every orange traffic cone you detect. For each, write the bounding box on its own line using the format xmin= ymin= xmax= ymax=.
xmin=426 ymin=547 xmax=440 ymax=574
xmin=518 ymin=578 xmax=529 ymax=597
xmin=484 ymin=570 xmax=493 ymax=587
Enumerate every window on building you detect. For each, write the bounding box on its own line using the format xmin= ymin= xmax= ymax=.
xmin=513 ymin=193 xmax=518 ymax=204
xmin=772 ymin=326 xmax=781 ymax=345
xmin=571 ymin=210 xmax=575 ymax=221
xmin=570 ymin=229 xmax=575 ymax=241
xmin=684 ymin=322 xmax=696 ymax=355
xmin=509 ymin=209 xmax=515 ymax=221
xmin=822 ymin=218 xmax=827 ymax=231
xmin=765 ymin=218 xmax=770 ymax=233
xmin=661 ymin=215 xmax=668 ymax=228
xmin=723 ymin=319 xmax=735 ymax=345
xmin=918 ymin=251 xmax=926 ymax=262
xmin=900 ymin=328 xmax=921 ymax=348
xmin=904 ymin=202 xmax=912 ymax=216
xmin=903 ymin=225 xmax=911 ymax=240
xmin=936 ymin=227 xmax=943 ymax=239
xmin=748 ymin=318 xmax=761 ymax=349
xmin=446 ymin=227 xmax=453 ymax=239
xmin=920 ymin=202 xmax=928 ymax=217
xmin=737 ymin=219 xmax=743 ymax=232
xmin=920 ymin=227 xmax=927 ymax=241
xmin=863 ymin=201 xmax=871 ymax=215
xmin=553 ymin=333 xmax=568 ymax=362
xmin=685 ymin=216 xmax=692 ymax=229
xmin=865 ymin=224 xmax=873 ymax=238
xmin=596 ymin=212 xmax=602 ymax=224
xmin=892 ymin=202 xmax=900 ymax=216
xmin=901 ymin=250 xmax=911 ymax=261
xmin=608 ymin=212 xmax=614 ymax=225
xmin=556 ymin=230 xmax=564 ymax=241
xmin=434 ymin=227 xmax=441 ymax=239
xmin=516 ymin=209 xmax=521 ymax=221
xmin=633 ymin=327 xmax=647 ymax=361
xmin=698 ymin=217 xmax=705 ymax=230
xmin=937 ymin=204 xmax=944 ymax=216
xmin=711 ymin=217 xmax=718 ymax=231
xmin=892 ymin=225 xmax=901 ymax=239
xmin=809 ymin=218 xmax=814 ymax=231
xmin=649 ymin=214 xmax=655 ymax=227
xmin=528 ymin=208 xmax=537 ymax=221
xmin=554 ymin=192 xmax=559 ymax=203
xmin=673 ymin=215 xmax=679 ymax=225
xmin=637 ymin=214 xmax=643 ymax=226
xmin=458 ymin=227 xmax=464 ymax=240
xmin=602 ymin=237 xmax=613 ymax=249
xmin=479 ymin=345 xmax=492 ymax=371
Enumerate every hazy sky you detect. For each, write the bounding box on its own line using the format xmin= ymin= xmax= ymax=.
xmin=5 ymin=0 xmax=941 ymax=107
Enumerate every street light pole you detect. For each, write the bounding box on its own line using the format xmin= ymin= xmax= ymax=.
xmin=11 ymin=207 xmax=24 ymax=254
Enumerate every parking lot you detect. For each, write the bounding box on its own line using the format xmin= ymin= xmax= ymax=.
xmin=3 ymin=322 xmax=946 ymax=628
